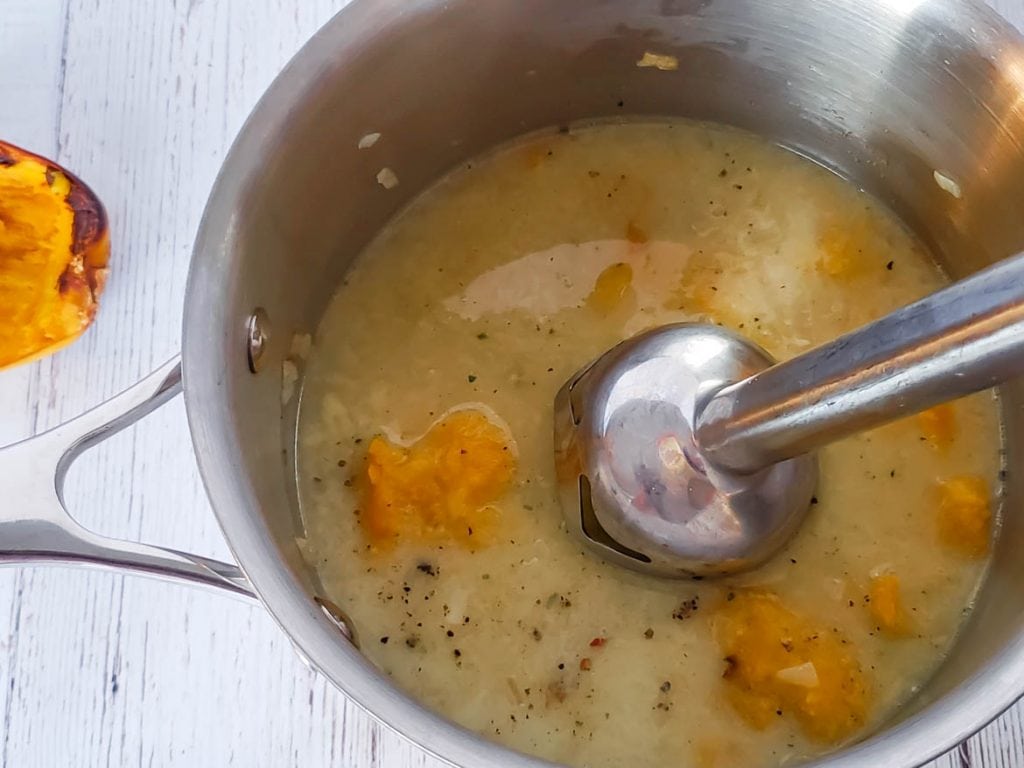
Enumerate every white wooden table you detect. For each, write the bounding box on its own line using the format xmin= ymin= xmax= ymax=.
xmin=1 ymin=1 xmax=1022 ymax=766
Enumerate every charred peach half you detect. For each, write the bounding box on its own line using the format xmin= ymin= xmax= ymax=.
xmin=0 ymin=140 xmax=109 ymax=369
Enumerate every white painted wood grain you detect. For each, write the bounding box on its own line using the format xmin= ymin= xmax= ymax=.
xmin=0 ymin=1 xmax=1022 ymax=767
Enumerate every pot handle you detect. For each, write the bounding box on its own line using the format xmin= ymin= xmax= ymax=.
xmin=0 ymin=357 xmax=256 ymax=599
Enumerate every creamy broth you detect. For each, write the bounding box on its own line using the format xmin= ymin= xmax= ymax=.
xmin=296 ymin=122 xmax=1002 ymax=768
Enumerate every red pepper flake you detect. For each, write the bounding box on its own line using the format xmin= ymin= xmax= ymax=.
xmin=580 ymin=657 xmax=592 ymax=671
xmin=589 ymin=637 xmax=606 ymax=648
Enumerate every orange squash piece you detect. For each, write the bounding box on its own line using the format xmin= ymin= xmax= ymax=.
xmin=0 ymin=141 xmax=109 ymax=369
xmin=666 ymin=250 xmax=780 ymax=356
xmin=361 ymin=409 xmax=517 ymax=549
xmin=815 ymin=210 xmax=878 ymax=279
xmin=918 ymin=403 xmax=956 ymax=451
xmin=936 ymin=475 xmax=992 ymax=558
xmin=586 ymin=262 xmax=634 ymax=315
xmin=714 ymin=590 xmax=870 ymax=743
xmin=867 ymin=573 xmax=910 ymax=636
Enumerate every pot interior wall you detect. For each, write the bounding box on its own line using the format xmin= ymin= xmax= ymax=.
xmin=186 ymin=0 xmax=1024 ymax=763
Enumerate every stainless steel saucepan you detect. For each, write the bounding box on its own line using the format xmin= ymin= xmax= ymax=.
xmin=2 ymin=1 xmax=1023 ymax=766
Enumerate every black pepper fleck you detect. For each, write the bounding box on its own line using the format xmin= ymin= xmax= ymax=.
xmin=672 ymin=597 xmax=700 ymax=620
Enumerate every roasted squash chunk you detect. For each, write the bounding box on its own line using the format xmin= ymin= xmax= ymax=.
xmin=937 ymin=475 xmax=992 ymax=557
xmin=714 ymin=590 xmax=870 ymax=743
xmin=0 ymin=141 xmax=108 ymax=369
xmin=867 ymin=573 xmax=910 ymax=636
xmin=361 ymin=409 xmax=517 ymax=549
xmin=815 ymin=210 xmax=876 ymax=279
xmin=918 ymin=403 xmax=956 ymax=451
xmin=586 ymin=262 xmax=634 ymax=315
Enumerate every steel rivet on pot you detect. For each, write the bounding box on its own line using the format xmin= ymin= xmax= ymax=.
xmin=246 ymin=308 xmax=270 ymax=373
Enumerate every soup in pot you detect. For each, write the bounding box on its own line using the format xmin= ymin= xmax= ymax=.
xmin=295 ymin=121 xmax=1002 ymax=768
